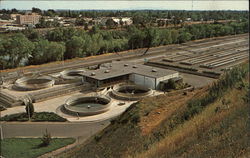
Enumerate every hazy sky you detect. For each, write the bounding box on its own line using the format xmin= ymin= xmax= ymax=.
xmin=0 ymin=1 xmax=249 ymax=10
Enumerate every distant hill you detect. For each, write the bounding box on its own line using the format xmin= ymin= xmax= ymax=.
xmin=58 ymin=62 xmax=249 ymax=158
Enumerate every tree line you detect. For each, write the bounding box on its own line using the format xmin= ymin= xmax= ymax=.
xmin=0 ymin=20 xmax=248 ymax=70
xmin=1 ymin=8 xmax=248 ymax=22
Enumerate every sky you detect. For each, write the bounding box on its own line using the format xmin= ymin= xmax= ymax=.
xmin=0 ymin=1 xmax=249 ymax=11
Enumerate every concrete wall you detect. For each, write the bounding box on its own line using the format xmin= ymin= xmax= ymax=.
xmin=129 ymin=72 xmax=179 ymax=90
xmin=156 ymin=72 xmax=179 ymax=89
xmin=129 ymin=74 xmax=156 ymax=89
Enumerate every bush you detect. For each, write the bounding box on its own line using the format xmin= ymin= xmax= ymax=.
xmin=166 ymin=79 xmax=176 ymax=89
xmin=40 ymin=129 xmax=52 ymax=147
xmin=0 ymin=112 xmax=67 ymax=122
xmin=94 ymin=135 xmax=102 ymax=142
xmin=33 ymin=112 xmax=67 ymax=122
xmin=0 ymin=113 xmax=29 ymax=121
xmin=0 ymin=105 xmax=6 ymax=111
xmin=131 ymin=113 xmax=140 ymax=124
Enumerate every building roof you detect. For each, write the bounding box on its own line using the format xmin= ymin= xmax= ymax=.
xmin=82 ymin=61 xmax=178 ymax=80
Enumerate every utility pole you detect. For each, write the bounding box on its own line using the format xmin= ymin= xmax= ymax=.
xmin=192 ymin=0 xmax=194 ymax=10
xmin=27 ymin=102 xmax=30 ymax=121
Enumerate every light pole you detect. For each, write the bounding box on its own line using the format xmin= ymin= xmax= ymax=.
xmin=0 ymin=125 xmax=3 ymax=140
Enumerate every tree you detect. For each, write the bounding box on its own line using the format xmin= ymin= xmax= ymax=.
xmin=128 ymin=30 xmax=146 ymax=49
xmin=23 ymin=29 xmax=40 ymax=41
xmin=65 ymin=36 xmax=85 ymax=58
xmin=25 ymin=102 xmax=34 ymax=119
xmin=178 ymin=30 xmax=192 ymax=43
xmin=41 ymin=129 xmax=52 ymax=146
xmin=106 ymin=18 xmax=117 ymax=29
xmin=90 ymin=25 xmax=100 ymax=34
xmin=29 ymin=39 xmax=50 ymax=65
xmin=32 ymin=7 xmax=42 ymax=14
xmin=75 ymin=18 xmax=86 ymax=26
xmin=47 ymin=42 xmax=65 ymax=62
xmin=170 ymin=29 xmax=179 ymax=44
xmin=4 ymin=34 xmax=34 ymax=68
xmin=160 ymin=29 xmax=172 ymax=45
xmin=11 ymin=8 xmax=18 ymax=14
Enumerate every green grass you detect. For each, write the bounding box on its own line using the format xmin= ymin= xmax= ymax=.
xmin=1 ymin=138 xmax=75 ymax=158
xmin=0 ymin=112 xmax=67 ymax=122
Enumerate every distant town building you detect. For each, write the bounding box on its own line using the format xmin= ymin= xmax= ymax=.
xmin=10 ymin=14 xmax=21 ymax=21
xmin=16 ymin=13 xmax=41 ymax=25
xmin=93 ymin=17 xmax=133 ymax=26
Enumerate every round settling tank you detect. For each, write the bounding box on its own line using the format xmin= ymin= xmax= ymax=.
xmin=60 ymin=69 xmax=85 ymax=80
xmin=14 ymin=76 xmax=55 ymax=91
xmin=63 ymin=95 xmax=111 ymax=116
xmin=58 ymin=69 xmax=85 ymax=84
xmin=111 ymin=84 xmax=153 ymax=100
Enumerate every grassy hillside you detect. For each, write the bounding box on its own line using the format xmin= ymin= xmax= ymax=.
xmin=58 ymin=63 xmax=249 ymax=158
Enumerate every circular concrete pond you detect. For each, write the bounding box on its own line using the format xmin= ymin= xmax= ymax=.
xmin=14 ymin=76 xmax=55 ymax=91
xmin=111 ymin=84 xmax=153 ymax=101
xmin=60 ymin=69 xmax=85 ymax=80
xmin=63 ymin=95 xmax=111 ymax=116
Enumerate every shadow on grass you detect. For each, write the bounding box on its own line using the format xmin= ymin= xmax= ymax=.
xmin=32 ymin=142 xmax=50 ymax=149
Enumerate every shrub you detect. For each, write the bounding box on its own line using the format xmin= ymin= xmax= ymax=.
xmin=33 ymin=112 xmax=67 ymax=122
xmin=0 ymin=112 xmax=67 ymax=122
xmin=0 ymin=105 xmax=6 ymax=111
xmin=94 ymin=135 xmax=102 ymax=142
xmin=40 ymin=129 xmax=52 ymax=147
xmin=166 ymin=79 xmax=176 ymax=89
xmin=131 ymin=113 xmax=140 ymax=124
xmin=0 ymin=113 xmax=28 ymax=121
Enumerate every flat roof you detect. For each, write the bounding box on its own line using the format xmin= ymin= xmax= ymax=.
xmin=82 ymin=61 xmax=178 ymax=81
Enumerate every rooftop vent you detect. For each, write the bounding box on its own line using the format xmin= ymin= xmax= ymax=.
xmin=132 ymin=65 xmax=138 ymax=68
xmin=124 ymin=64 xmax=129 ymax=67
xmin=91 ymin=72 xmax=96 ymax=76
xmin=104 ymin=70 xmax=110 ymax=73
xmin=152 ymin=69 xmax=157 ymax=72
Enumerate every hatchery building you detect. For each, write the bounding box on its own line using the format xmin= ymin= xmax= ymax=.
xmin=82 ymin=61 xmax=179 ymax=90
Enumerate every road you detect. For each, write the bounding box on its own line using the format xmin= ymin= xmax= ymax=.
xmin=0 ymin=120 xmax=110 ymax=138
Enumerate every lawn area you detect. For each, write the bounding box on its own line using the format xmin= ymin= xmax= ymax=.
xmin=1 ymin=138 xmax=75 ymax=158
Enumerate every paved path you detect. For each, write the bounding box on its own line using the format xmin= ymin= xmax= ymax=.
xmin=0 ymin=120 xmax=110 ymax=138
xmin=180 ymin=72 xmax=215 ymax=88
